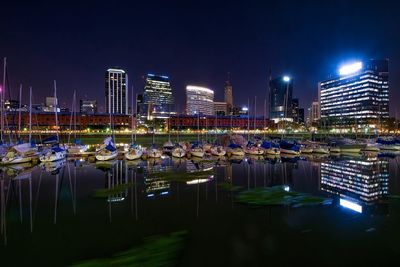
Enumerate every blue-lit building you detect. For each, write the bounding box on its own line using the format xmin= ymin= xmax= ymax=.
xmin=140 ymin=74 xmax=175 ymax=120
xmin=319 ymin=59 xmax=389 ymax=130
xmin=269 ymin=76 xmax=293 ymax=122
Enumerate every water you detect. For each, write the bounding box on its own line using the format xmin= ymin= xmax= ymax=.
xmin=1 ymin=153 xmax=400 ymax=266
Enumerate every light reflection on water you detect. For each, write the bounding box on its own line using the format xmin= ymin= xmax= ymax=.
xmin=0 ymin=153 xmax=400 ymax=266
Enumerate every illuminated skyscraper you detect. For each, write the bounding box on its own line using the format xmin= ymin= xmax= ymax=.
xmin=140 ymin=74 xmax=175 ymax=120
xmin=105 ymin=68 xmax=128 ymax=115
xmin=319 ymin=59 xmax=389 ymax=130
xmin=269 ymin=76 xmax=293 ymax=122
xmin=186 ymin=85 xmax=214 ymax=115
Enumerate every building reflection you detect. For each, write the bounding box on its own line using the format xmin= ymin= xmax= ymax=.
xmin=144 ymin=159 xmax=171 ymax=197
xmin=320 ymin=156 xmax=389 ymax=213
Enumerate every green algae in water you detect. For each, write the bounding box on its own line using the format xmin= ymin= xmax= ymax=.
xmin=218 ymin=182 xmax=243 ymax=191
xmin=92 ymin=182 xmax=135 ymax=198
xmin=236 ymin=186 xmax=332 ymax=207
xmin=71 ymin=231 xmax=187 ymax=267
xmin=148 ymin=170 xmax=214 ymax=182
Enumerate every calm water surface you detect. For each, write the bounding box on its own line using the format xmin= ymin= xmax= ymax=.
xmin=1 ymin=153 xmax=400 ymax=266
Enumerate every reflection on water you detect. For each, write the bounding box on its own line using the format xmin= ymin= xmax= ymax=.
xmin=320 ymin=156 xmax=389 ymax=213
xmin=0 ymin=154 xmax=399 ymax=266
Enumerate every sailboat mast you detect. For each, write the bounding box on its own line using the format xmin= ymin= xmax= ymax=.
xmin=134 ymin=93 xmax=137 ymax=142
xmin=18 ymin=84 xmax=22 ymax=140
xmin=197 ymin=113 xmax=200 ymax=142
xmin=247 ymin=98 xmax=250 ymax=140
xmin=254 ymin=96 xmax=256 ymax=138
xmin=73 ymin=91 xmax=77 ymax=140
xmin=29 ymin=87 xmax=32 ymax=144
xmin=1 ymin=57 xmax=6 ymax=143
xmin=54 ymin=80 xmax=59 ymax=142
xmin=131 ymin=86 xmax=134 ymax=144
xmin=263 ymin=98 xmax=266 ymax=139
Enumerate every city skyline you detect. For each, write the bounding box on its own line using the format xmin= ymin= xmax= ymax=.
xmin=1 ymin=1 xmax=399 ymax=117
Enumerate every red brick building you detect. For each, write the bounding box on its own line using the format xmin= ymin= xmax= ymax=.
xmin=167 ymin=115 xmax=269 ymax=130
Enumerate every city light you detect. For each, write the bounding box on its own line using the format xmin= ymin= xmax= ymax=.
xmin=339 ymin=198 xmax=362 ymax=213
xmin=242 ymin=107 xmax=248 ymax=111
xmin=339 ymin=62 xmax=362 ymax=75
xmin=283 ymin=76 xmax=290 ymax=82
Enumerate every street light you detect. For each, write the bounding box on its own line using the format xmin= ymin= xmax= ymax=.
xmin=282 ymin=75 xmax=291 ymax=138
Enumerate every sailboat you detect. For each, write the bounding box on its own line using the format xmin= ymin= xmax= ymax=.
xmin=146 ymin=120 xmax=162 ymax=158
xmin=189 ymin=114 xmax=205 ymax=158
xmin=279 ymin=140 xmax=300 ymax=155
xmin=244 ymin=141 xmax=264 ymax=155
xmin=210 ymin=112 xmax=226 ymax=157
xmin=163 ymin=108 xmax=174 ymax=154
xmin=96 ymin=137 xmax=118 ymax=161
xmin=227 ymin=143 xmax=245 ymax=156
xmin=261 ymin=140 xmax=280 ymax=155
xmin=2 ymin=87 xmax=37 ymax=164
xmin=125 ymin=91 xmax=143 ymax=160
xmin=376 ymin=137 xmax=400 ymax=151
xmin=67 ymin=91 xmax=87 ymax=154
xmin=171 ymin=111 xmax=186 ymax=158
xmin=39 ymin=81 xmax=66 ymax=162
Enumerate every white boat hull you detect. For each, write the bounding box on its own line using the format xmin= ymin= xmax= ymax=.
xmin=280 ymin=148 xmax=300 ymax=155
xmin=230 ymin=149 xmax=245 ymax=156
xmin=265 ymin=148 xmax=280 ymax=155
xmin=40 ymin=151 xmax=66 ymax=162
xmin=300 ymin=148 xmax=313 ymax=153
xmin=147 ymin=149 xmax=162 ymax=158
xmin=191 ymin=149 xmax=205 ymax=158
xmin=95 ymin=151 xmax=118 ymax=161
xmin=210 ymin=147 xmax=226 ymax=157
xmin=125 ymin=148 xmax=143 ymax=160
xmin=172 ymin=148 xmax=186 ymax=158
xmin=67 ymin=145 xmax=88 ymax=154
xmin=313 ymin=147 xmax=330 ymax=154
xmin=1 ymin=156 xmax=32 ymax=165
xmin=245 ymin=148 xmax=264 ymax=155
xmin=378 ymin=145 xmax=400 ymax=151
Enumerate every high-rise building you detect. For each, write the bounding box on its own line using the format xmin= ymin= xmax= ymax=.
xmin=269 ymin=76 xmax=293 ymax=122
xmin=311 ymin=101 xmax=320 ymax=122
xmin=105 ymin=68 xmax=128 ymax=115
xmin=291 ymin=98 xmax=299 ymax=122
xmin=140 ymin=74 xmax=175 ymax=120
xmin=43 ymin=96 xmax=58 ymax=112
xmin=298 ymin=108 xmax=305 ymax=124
xmin=80 ymin=100 xmax=97 ymax=114
xmin=224 ymin=80 xmax=233 ymax=112
xmin=186 ymin=85 xmax=214 ymax=115
xmin=213 ymin=101 xmax=227 ymax=116
xmin=319 ymin=59 xmax=389 ymax=130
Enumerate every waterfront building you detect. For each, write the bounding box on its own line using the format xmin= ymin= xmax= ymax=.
xmin=167 ymin=114 xmax=268 ymax=130
xmin=140 ymin=74 xmax=175 ymax=120
xmin=105 ymin=68 xmax=128 ymax=115
xmin=319 ymin=59 xmax=389 ymax=130
xmin=186 ymin=85 xmax=214 ymax=115
xmin=4 ymin=99 xmax=19 ymax=111
xmin=269 ymin=76 xmax=293 ymax=122
xmin=213 ymin=101 xmax=227 ymax=116
xmin=224 ymin=80 xmax=233 ymax=113
xmin=80 ymin=100 xmax=97 ymax=114
xmin=311 ymin=101 xmax=320 ymax=122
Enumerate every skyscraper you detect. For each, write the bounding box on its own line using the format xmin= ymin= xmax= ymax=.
xmin=105 ymin=68 xmax=128 ymax=115
xmin=269 ymin=76 xmax=293 ymax=122
xmin=224 ymin=80 xmax=233 ymax=112
xmin=186 ymin=85 xmax=214 ymax=115
xmin=140 ymin=74 xmax=175 ymax=120
xmin=319 ymin=59 xmax=389 ymax=130
xmin=291 ymin=98 xmax=299 ymax=122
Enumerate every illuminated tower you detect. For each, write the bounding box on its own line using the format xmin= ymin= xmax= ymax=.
xmin=105 ymin=68 xmax=128 ymax=115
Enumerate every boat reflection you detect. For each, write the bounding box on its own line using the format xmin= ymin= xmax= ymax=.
xmin=320 ymin=156 xmax=389 ymax=214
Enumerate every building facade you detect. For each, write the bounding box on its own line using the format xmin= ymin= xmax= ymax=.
xmin=319 ymin=59 xmax=389 ymax=130
xmin=224 ymin=80 xmax=233 ymax=113
xmin=269 ymin=76 xmax=293 ymax=122
xmin=80 ymin=100 xmax=97 ymax=114
xmin=311 ymin=101 xmax=320 ymax=122
xmin=213 ymin=101 xmax=227 ymax=116
xmin=168 ymin=115 xmax=269 ymax=130
xmin=140 ymin=74 xmax=175 ymax=120
xmin=186 ymin=85 xmax=214 ymax=115
xmin=105 ymin=68 xmax=128 ymax=115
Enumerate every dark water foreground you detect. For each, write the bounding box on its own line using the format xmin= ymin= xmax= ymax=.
xmin=1 ymin=154 xmax=400 ymax=266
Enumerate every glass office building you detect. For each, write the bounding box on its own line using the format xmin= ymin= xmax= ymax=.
xmin=269 ymin=76 xmax=293 ymax=122
xmin=319 ymin=59 xmax=389 ymax=130
xmin=105 ymin=68 xmax=128 ymax=115
xmin=140 ymin=74 xmax=175 ymax=120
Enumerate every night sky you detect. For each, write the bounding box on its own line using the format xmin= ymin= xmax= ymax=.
xmin=1 ymin=0 xmax=399 ymax=116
